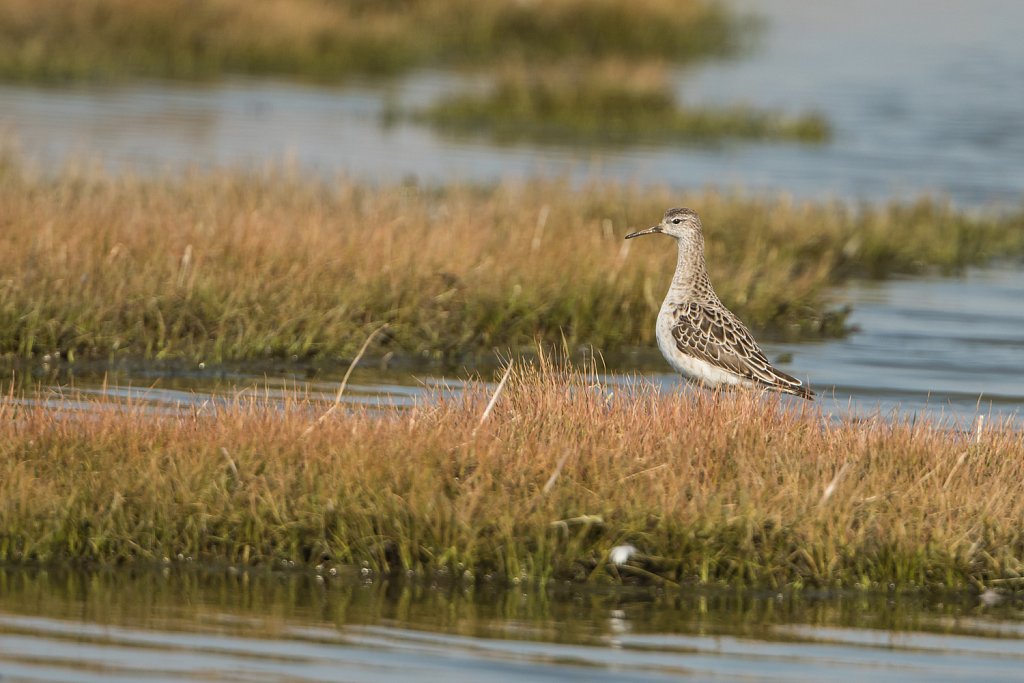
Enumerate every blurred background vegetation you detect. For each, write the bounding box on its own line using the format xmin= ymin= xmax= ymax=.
xmin=0 ymin=0 xmax=832 ymax=144
xmin=0 ymin=0 xmax=749 ymax=82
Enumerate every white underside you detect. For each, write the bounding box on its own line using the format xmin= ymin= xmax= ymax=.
xmin=656 ymin=305 xmax=753 ymax=389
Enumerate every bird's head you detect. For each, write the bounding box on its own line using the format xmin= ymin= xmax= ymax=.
xmin=625 ymin=207 xmax=703 ymax=241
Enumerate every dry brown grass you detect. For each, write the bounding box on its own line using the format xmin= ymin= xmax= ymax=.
xmin=2 ymin=157 xmax=1022 ymax=363
xmin=1 ymin=359 xmax=1022 ymax=589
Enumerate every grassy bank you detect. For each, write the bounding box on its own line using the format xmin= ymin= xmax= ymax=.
xmin=410 ymin=61 xmax=830 ymax=145
xmin=0 ymin=0 xmax=748 ymax=83
xmin=2 ymin=159 xmax=1023 ymax=363
xmin=1 ymin=361 xmax=1021 ymax=589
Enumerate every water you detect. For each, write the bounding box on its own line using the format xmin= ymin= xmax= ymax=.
xmin=2 ymin=567 xmax=1024 ymax=682
xmin=2 ymin=0 xmax=1024 ymax=205
xmin=773 ymin=267 xmax=1024 ymax=422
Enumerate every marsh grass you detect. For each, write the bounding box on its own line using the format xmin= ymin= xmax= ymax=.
xmin=0 ymin=0 xmax=748 ymax=83
xmin=2 ymin=157 xmax=1023 ymax=363
xmin=411 ymin=61 xmax=830 ymax=145
xmin=2 ymin=359 xmax=1022 ymax=589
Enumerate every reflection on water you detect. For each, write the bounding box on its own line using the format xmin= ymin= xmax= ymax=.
xmin=2 ymin=0 xmax=1024 ymax=204
xmin=1 ymin=567 xmax=1023 ymax=682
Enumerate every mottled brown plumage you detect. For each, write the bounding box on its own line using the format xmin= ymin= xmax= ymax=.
xmin=626 ymin=208 xmax=814 ymax=399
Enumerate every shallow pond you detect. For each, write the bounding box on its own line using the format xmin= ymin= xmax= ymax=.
xmin=1 ymin=567 xmax=1023 ymax=682
xmin=2 ymin=0 xmax=1024 ymax=205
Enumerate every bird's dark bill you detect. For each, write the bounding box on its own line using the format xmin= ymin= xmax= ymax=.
xmin=624 ymin=226 xmax=662 ymax=239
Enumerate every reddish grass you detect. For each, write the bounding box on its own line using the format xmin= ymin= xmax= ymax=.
xmin=1 ymin=359 xmax=1021 ymax=589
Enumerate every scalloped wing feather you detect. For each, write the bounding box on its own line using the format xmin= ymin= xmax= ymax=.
xmin=670 ymin=302 xmax=814 ymax=399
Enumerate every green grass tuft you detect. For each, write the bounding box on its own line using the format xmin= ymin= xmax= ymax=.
xmin=1 ymin=156 xmax=1023 ymax=363
xmin=409 ymin=61 xmax=829 ymax=145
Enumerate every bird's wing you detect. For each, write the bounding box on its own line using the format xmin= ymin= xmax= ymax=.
xmin=670 ymin=301 xmax=814 ymax=399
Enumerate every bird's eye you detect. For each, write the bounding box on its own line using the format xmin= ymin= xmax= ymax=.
xmin=672 ymin=218 xmax=682 ymax=224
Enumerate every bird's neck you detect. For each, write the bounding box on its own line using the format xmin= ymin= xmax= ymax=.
xmin=667 ymin=235 xmax=716 ymax=304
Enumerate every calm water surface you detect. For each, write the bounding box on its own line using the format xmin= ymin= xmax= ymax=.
xmin=2 ymin=0 xmax=1024 ymax=205
xmin=2 ymin=568 xmax=1024 ymax=682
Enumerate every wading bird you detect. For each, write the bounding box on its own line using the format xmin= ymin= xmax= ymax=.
xmin=625 ymin=208 xmax=814 ymax=399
